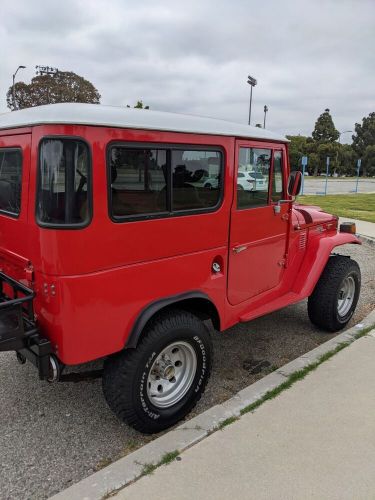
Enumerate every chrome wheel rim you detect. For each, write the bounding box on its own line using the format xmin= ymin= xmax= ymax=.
xmin=337 ymin=276 xmax=355 ymax=317
xmin=146 ymin=341 xmax=197 ymax=409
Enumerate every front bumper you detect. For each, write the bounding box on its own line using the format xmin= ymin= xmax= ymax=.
xmin=0 ymin=272 xmax=53 ymax=380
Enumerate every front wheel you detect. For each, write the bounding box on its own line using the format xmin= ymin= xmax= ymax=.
xmin=308 ymin=255 xmax=361 ymax=332
xmin=102 ymin=309 xmax=212 ymax=434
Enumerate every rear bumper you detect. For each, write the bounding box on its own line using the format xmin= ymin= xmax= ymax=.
xmin=0 ymin=272 xmax=53 ymax=380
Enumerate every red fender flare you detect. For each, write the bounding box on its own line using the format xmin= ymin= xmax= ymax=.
xmin=292 ymin=233 xmax=361 ymax=297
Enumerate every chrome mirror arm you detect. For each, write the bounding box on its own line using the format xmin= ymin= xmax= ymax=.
xmin=273 ymin=196 xmax=296 ymax=214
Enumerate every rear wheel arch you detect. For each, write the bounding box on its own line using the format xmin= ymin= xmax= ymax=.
xmin=125 ymin=292 xmax=221 ymax=349
xmin=104 ymin=308 xmax=213 ymax=433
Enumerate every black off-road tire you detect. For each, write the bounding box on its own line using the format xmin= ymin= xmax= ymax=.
xmin=308 ymin=255 xmax=361 ymax=332
xmin=102 ymin=309 xmax=212 ymax=434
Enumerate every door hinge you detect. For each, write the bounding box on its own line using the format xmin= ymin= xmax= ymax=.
xmin=281 ymin=213 xmax=289 ymax=221
xmin=277 ymin=259 xmax=286 ymax=268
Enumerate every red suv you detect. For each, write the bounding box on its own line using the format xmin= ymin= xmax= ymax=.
xmin=0 ymin=104 xmax=361 ymax=433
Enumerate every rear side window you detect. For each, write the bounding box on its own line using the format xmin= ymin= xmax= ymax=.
xmin=108 ymin=145 xmax=223 ymax=220
xmin=109 ymin=147 xmax=168 ymax=217
xmin=171 ymin=150 xmax=221 ymax=211
xmin=0 ymin=148 xmax=22 ymax=217
xmin=37 ymin=138 xmax=91 ymax=227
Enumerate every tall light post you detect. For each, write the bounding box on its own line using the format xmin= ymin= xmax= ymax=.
xmin=35 ymin=65 xmax=59 ymax=76
xmin=247 ymin=75 xmax=257 ymax=125
xmin=263 ymin=105 xmax=268 ymax=129
xmin=12 ymin=65 xmax=26 ymax=111
xmin=338 ymin=130 xmax=352 ymax=143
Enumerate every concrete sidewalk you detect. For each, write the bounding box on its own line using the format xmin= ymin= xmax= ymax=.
xmin=116 ymin=331 xmax=375 ymax=500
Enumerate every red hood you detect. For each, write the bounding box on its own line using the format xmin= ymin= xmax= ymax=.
xmin=292 ymin=204 xmax=338 ymax=229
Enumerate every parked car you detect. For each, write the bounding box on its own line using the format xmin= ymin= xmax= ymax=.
xmin=188 ymin=172 xmax=220 ymax=190
xmin=0 ymin=104 xmax=361 ymax=433
xmin=237 ymin=171 xmax=255 ymax=190
xmin=248 ymin=171 xmax=267 ymax=190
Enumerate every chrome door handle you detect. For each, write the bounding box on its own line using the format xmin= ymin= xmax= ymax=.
xmin=232 ymin=245 xmax=248 ymax=254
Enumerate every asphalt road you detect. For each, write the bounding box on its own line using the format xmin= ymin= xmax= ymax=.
xmin=0 ymin=243 xmax=374 ymax=500
xmin=301 ymin=177 xmax=375 ymax=195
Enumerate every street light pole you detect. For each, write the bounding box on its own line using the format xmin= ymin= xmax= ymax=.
xmin=263 ymin=105 xmax=268 ymax=128
xmin=12 ymin=65 xmax=26 ymax=111
xmin=247 ymin=75 xmax=257 ymax=125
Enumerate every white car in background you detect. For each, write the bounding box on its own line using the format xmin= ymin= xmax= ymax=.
xmin=188 ymin=171 xmax=220 ymax=190
xmin=237 ymin=171 xmax=255 ymax=190
xmin=237 ymin=171 xmax=267 ymax=191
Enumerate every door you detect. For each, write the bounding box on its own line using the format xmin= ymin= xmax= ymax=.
xmin=0 ymin=133 xmax=31 ymax=281
xmin=227 ymin=142 xmax=288 ymax=305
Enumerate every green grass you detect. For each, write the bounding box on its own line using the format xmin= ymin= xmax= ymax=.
xmin=218 ymin=416 xmax=239 ymax=429
xmin=141 ymin=450 xmax=180 ymax=477
xmin=297 ymin=193 xmax=375 ymax=223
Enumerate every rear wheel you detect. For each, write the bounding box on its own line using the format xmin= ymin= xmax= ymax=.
xmin=308 ymin=255 xmax=361 ymax=332
xmin=103 ymin=309 xmax=212 ymax=434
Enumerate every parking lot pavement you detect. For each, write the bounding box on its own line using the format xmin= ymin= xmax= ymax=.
xmin=0 ymin=243 xmax=374 ymax=500
xmin=301 ymin=177 xmax=375 ymax=195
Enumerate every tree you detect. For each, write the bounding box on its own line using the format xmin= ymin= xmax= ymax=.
xmin=7 ymin=71 xmax=100 ymax=110
xmin=363 ymin=145 xmax=375 ymax=177
xmin=127 ymin=100 xmax=149 ymax=109
xmin=312 ymin=109 xmax=340 ymax=143
xmin=337 ymin=144 xmax=357 ymax=176
xmin=304 ymin=137 xmax=321 ymax=176
xmin=310 ymin=109 xmax=340 ymax=175
xmin=352 ymin=112 xmax=375 ymax=176
xmin=317 ymin=142 xmax=340 ymax=175
xmin=286 ymin=135 xmax=308 ymax=171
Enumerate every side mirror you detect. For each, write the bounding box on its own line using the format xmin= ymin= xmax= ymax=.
xmin=287 ymin=171 xmax=302 ymax=197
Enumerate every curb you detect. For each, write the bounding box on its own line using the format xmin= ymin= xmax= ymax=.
xmin=50 ymin=308 xmax=375 ymax=500
xmin=359 ymin=234 xmax=375 ymax=246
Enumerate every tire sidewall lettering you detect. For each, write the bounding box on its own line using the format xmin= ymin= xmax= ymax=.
xmin=139 ymin=334 xmax=208 ymax=419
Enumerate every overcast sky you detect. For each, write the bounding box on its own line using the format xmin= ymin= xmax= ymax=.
xmin=1 ymin=0 xmax=374 ymax=141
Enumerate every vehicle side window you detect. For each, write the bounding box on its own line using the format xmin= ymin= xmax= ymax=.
xmin=109 ymin=147 xmax=168 ymax=217
xmin=237 ymin=147 xmax=271 ymax=209
xmin=0 ymin=148 xmax=22 ymax=217
xmin=271 ymin=151 xmax=284 ymax=202
xmin=108 ymin=145 xmax=223 ymax=221
xmin=171 ymin=150 xmax=221 ymax=211
xmin=37 ymin=139 xmax=91 ymax=227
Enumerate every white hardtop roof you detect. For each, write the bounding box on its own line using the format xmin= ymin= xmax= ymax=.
xmin=0 ymin=103 xmax=288 ymax=142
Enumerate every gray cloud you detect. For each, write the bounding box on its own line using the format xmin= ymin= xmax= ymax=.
xmin=1 ymin=0 xmax=374 ymax=141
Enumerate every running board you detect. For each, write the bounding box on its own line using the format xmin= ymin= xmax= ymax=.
xmin=239 ymin=292 xmax=301 ymax=323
